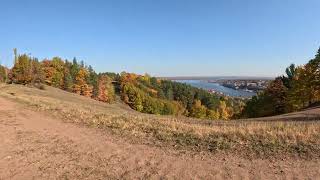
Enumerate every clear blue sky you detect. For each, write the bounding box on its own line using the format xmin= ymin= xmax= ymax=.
xmin=1 ymin=0 xmax=320 ymax=77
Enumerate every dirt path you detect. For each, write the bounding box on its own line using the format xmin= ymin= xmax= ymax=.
xmin=0 ymin=97 xmax=319 ymax=180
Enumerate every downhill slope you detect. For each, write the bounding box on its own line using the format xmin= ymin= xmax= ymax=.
xmin=0 ymin=84 xmax=319 ymax=179
xmin=245 ymin=106 xmax=320 ymax=121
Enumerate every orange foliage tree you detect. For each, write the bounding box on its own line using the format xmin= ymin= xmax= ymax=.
xmin=11 ymin=54 xmax=33 ymax=84
xmin=73 ymin=68 xmax=93 ymax=97
xmin=41 ymin=57 xmax=64 ymax=88
xmin=97 ymin=75 xmax=115 ymax=102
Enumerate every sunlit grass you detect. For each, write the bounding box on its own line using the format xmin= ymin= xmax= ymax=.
xmin=1 ymin=83 xmax=319 ymax=159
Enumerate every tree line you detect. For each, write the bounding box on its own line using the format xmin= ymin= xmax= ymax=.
xmin=1 ymin=50 xmax=115 ymax=103
xmin=3 ymin=48 xmax=319 ymax=119
xmin=0 ymin=49 xmax=244 ymax=120
xmin=242 ymin=48 xmax=320 ymax=118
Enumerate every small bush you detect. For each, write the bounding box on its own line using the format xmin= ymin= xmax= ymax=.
xmin=33 ymin=83 xmax=46 ymax=90
xmin=39 ymin=84 xmax=46 ymax=90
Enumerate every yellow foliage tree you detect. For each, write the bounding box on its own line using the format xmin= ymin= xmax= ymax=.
xmin=189 ymin=100 xmax=207 ymax=119
xmin=206 ymin=109 xmax=220 ymax=120
xmin=73 ymin=68 xmax=92 ymax=97
xmin=218 ymin=101 xmax=229 ymax=120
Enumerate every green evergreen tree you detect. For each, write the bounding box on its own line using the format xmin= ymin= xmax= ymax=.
xmin=63 ymin=67 xmax=73 ymax=91
xmin=0 ymin=65 xmax=7 ymax=83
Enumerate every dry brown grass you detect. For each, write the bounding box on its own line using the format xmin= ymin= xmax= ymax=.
xmin=1 ymin=84 xmax=319 ymax=159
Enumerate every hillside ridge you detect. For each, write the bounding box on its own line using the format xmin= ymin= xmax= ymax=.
xmin=1 ymin=84 xmax=319 ymax=157
xmin=0 ymin=84 xmax=319 ymax=179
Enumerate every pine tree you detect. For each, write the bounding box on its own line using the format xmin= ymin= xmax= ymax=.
xmin=70 ymin=57 xmax=80 ymax=83
xmin=31 ymin=58 xmax=44 ymax=83
xmin=87 ymin=65 xmax=98 ymax=98
xmin=13 ymin=48 xmax=18 ymax=64
xmin=0 ymin=65 xmax=7 ymax=83
xmin=63 ymin=67 xmax=73 ymax=92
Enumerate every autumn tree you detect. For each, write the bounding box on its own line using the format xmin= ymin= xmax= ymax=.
xmin=50 ymin=57 xmax=65 ymax=88
xmin=218 ymin=100 xmax=229 ymax=120
xmin=73 ymin=68 xmax=93 ymax=97
xmin=97 ymin=75 xmax=115 ymax=102
xmin=11 ymin=54 xmax=33 ymax=84
xmin=121 ymin=83 xmax=144 ymax=112
xmin=0 ymin=65 xmax=7 ymax=83
xmin=206 ymin=109 xmax=220 ymax=120
xmin=304 ymin=53 xmax=320 ymax=104
xmin=41 ymin=57 xmax=65 ymax=88
xmin=189 ymin=100 xmax=207 ymax=119
xmin=242 ymin=78 xmax=287 ymax=118
xmin=265 ymin=78 xmax=288 ymax=114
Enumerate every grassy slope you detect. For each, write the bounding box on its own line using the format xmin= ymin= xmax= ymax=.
xmin=0 ymin=83 xmax=319 ymax=159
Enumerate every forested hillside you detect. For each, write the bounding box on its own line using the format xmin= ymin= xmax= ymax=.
xmin=242 ymin=48 xmax=320 ymax=118
xmin=6 ymin=50 xmax=116 ymax=103
xmin=2 ymin=48 xmax=319 ymax=120
xmin=119 ymin=73 xmax=244 ymax=119
xmin=0 ymin=49 xmax=243 ymax=120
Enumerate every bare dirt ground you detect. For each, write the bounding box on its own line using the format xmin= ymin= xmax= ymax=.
xmin=0 ymin=97 xmax=320 ymax=180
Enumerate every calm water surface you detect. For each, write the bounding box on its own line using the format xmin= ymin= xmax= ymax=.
xmin=176 ymin=80 xmax=256 ymax=98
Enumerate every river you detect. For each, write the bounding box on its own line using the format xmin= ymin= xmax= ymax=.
xmin=175 ymin=80 xmax=256 ymax=98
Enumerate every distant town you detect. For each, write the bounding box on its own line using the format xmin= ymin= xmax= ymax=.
xmin=163 ymin=76 xmax=273 ymax=98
